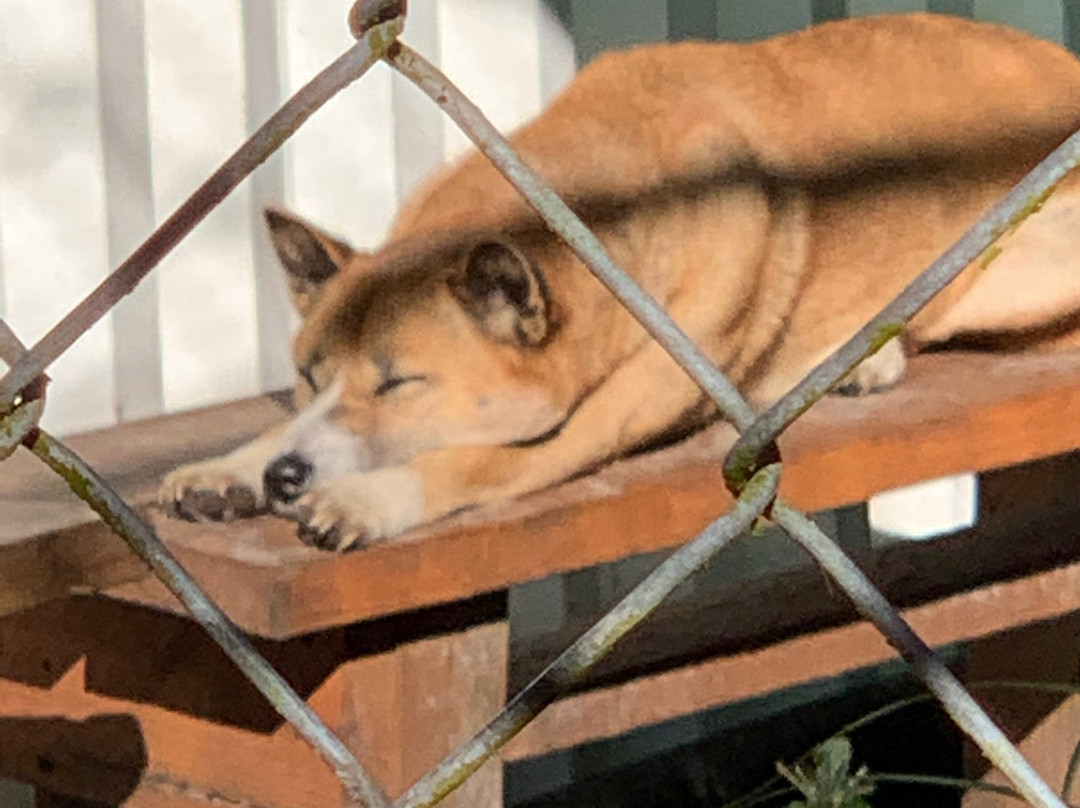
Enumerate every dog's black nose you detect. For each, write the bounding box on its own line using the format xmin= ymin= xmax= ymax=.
xmin=264 ymin=452 xmax=313 ymax=504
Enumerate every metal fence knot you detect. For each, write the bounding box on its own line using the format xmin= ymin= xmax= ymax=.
xmin=349 ymin=0 xmax=407 ymax=39
xmin=722 ymin=438 xmax=782 ymax=502
xmin=0 ymin=384 xmax=44 ymax=462
xmin=0 ymin=321 xmax=46 ymax=461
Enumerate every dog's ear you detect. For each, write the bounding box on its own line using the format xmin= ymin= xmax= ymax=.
xmin=449 ymin=241 xmax=553 ymax=347
xmin=265 ymin=208 xmax=356 ymax=315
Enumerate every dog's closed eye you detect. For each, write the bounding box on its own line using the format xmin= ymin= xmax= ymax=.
xmin=374 ymin=374 xmax=428 ymax=397
xmin=298 ymin=351 xmax=328 ymax=393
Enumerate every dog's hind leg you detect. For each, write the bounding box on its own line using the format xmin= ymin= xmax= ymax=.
xmin=909 ymin=174 xmax=1080 ymax=348
xmin=832 ymin=336 xmax=908 ymax=396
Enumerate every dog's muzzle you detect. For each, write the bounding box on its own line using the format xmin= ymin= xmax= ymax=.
xmin=264 ymin=452 xmax=313 ymax=504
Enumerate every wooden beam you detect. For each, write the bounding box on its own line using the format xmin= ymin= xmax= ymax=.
xmin=0 ymin=609 xmax=507 ymax=808
xmin=507 ymin=462 xmax=1080 ymax=693
xmin=503 ymin=557 xmax=1080 ymax=761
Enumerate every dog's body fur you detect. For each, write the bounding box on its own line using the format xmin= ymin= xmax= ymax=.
xmin=162 ymin=13 xmax=1080 ymax=549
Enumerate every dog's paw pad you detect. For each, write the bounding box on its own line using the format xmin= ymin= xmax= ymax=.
xmin=168 ymin=483 xmax=261 ymax=522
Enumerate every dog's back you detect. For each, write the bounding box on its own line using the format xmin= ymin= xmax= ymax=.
xmin=393 ymin=13 xmax=1080 ymax=243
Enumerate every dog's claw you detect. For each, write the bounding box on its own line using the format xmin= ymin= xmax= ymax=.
xmin=293 ymin=493 xmax=368 ymax=552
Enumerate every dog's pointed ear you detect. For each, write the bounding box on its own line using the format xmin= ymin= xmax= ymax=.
xmin=264 ymin=208 xmax=356 ymax=315
xmin=449 ymin=241 xmax=553 ymax=347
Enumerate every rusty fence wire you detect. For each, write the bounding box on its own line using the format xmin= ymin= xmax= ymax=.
xmin=1 ymin=1 xmax=1078 ymax=806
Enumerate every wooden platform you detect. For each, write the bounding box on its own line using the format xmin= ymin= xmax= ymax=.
xmin=3 ymin=350 xmax=1080 ymax=806
xmin=3 ymin=350 xmax=1080 ymax=636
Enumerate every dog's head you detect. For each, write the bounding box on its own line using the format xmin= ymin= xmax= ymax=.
xmin=259 ymin=209 xmax=567 ymax=505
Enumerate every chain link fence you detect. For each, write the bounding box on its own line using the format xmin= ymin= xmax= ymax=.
xmin=1 ymin=1 xmax=1077 ymax=806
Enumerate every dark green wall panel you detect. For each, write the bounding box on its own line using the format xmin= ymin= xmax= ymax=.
xmin=974 ymin=0 xmax=1065 ymax=42
xmin=714 ymin=1 xmax=813 ymax=41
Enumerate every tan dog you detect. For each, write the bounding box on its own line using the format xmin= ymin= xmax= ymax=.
xmin=161 ymin=13 xmax=1080 ymax=550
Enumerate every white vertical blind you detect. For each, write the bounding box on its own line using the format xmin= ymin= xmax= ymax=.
xmin=0 ymin=0 xmax=115 ymax=435
xmin=0 ymin=0 xmax=575 ymax=436
xmin=242 ymin=0 xmax=294 ymax=394
xmin=146 ymin=0 xmax=260 ymax=414
xmin=280 ymin=0 xmax=397 ymax=250
xmin=96 ymin=0 xmax=164 ymax=423
xmin=391 ymin=3 xmax=445 ymax=202
xmin=538 ymin=3 xmax=577 ymax=102
xmin=438 ymin=0 xmax=547 ymax=161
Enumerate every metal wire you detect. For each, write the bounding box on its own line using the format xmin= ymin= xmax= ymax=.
xmin=1 ymin=5 xmax=1070 ymax=807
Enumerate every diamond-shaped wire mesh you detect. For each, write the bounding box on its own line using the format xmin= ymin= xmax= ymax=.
xmin=0 ymin=3 xmax=1076 ymax=807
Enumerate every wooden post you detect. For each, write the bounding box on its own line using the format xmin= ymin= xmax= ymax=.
xmin=339 ymin=622 xmax=509 ymax=808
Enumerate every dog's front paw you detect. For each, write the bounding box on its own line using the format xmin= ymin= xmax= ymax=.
xmin=290 ymin=467 xmax=425 ymax=552
xmin=159 ymin=458 xmax=266 ymax=522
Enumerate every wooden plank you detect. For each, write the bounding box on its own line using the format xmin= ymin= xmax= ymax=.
xmin=105 ymin=349 xmax=1080 ymax=637
xmin=503 ymin=557 xmax=1080 ymax=761
xmin=0 ymin=391 xmax=288 ymax=544
xmin=0 ymin=654 xmax=347 ymax=807
xmin=507 ymin=462 xmax=1080 ymax=693
xmin=0 ymin=392 xmax=288 ymax=617
xmin=6 ymin=351 xmax=1080 ymax=635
